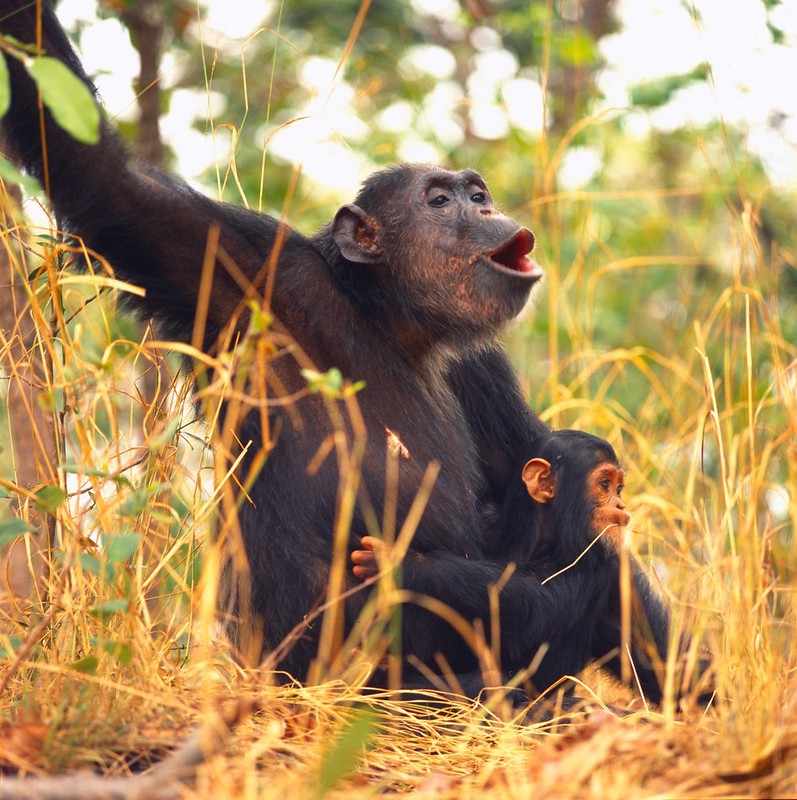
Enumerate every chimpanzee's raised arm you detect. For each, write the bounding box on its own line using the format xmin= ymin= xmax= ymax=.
xmin=0 ymin=0 xmax=297 ymax=343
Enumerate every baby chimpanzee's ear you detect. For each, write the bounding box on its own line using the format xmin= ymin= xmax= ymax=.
xmin=521 ymin=458 xmax=556 ymax=504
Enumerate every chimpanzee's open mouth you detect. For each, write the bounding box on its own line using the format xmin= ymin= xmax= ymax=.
xmin=488 ymin=228 xmax=542 ymax=279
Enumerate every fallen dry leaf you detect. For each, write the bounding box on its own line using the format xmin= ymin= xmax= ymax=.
xmin=0 ymin=720 xmax=49 ymax=772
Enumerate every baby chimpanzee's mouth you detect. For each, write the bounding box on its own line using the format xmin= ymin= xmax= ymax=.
xmin=488 ymin=228 xmax=541 ymax=278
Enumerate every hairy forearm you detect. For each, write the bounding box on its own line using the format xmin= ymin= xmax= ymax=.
xmin=397 ymin=549 xmax=613 ymax=666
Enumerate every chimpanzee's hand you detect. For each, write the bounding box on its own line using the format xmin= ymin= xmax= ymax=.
xmin=351 ymin=536 xmax=387 ymax=580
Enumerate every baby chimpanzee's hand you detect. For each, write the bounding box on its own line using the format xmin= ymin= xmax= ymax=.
xmin=351 ymin=536 xmax=387 ymax=580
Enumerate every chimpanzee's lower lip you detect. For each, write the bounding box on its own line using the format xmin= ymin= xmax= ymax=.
xmin=487 ymin=228 xmax=540 ymax=277
xmin=494 ymin=259 xmax=543 ymax=282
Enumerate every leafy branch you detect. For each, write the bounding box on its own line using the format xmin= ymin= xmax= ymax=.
xmin=0 ymin=32 xmax=100 ymax=171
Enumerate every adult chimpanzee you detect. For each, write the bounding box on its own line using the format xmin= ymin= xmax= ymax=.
xmin=354 ymin=430 xmax=712 ymax=705
xmin=0 ymin=1 xmax=693 ymax=701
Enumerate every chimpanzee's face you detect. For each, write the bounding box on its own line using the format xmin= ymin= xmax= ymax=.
xmin=389 ymin=166 xmax=541 ymax=333
xmin=335 ymin=164 xmax=542 ymax=338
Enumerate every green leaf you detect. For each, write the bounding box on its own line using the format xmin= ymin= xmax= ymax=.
xmin=60 ymin=462 xmax=109 ymax=477
xmin=26 ymin=56 xmax=100 ymax=145
xmin=121 ymin=484 xmax=168 ymax=517
xmin=767 ymin=21 xmax=785 ymax=45
xmin=342 ymin=380 xmax=367 ymax=398
xmin=103 ymin=640 xmax=133 ymax=666
xmin=34 ymin=484 xmax=67 ymax=514
xmin=0 ymin=518 xmax=35 ymax=547
xmin=0 ymin=635 xmax=22 ymax=659
xmin=316 ymin=707 xmax=379 ymax=797
xmin=246 ymin=300 xmax=274 ymax=334
xmin=78 ymin=553 xmax=104 ymax=577
xmin=148 ymin=417 xmax=181 ymax=450
xmin=301 ymin=367 xmax=366 ymax=400
xmin=90 ymin=598 xmax=129 ymax=620
xmin=0 ymin=157 xmax=41 ymax=195
xmin=71 ymin=655 xmax=98 ymax=674
xmin=629 ymin=63 xmax=711 ymax=110
xmin=104 ymin=533 xmax=140 ymax=564
xmin=0 ymin=54 xmax=10 ymax=120
xmin=55 ymin=551 xmax=115 ymax=580
xmin=302 ymin=367 xmax=353 ymax=398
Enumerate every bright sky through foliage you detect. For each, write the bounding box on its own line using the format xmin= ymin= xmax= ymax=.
xmin=602 ymin=0 xmax=797 ymax=186
xmin=54 ymin=0 xmax=797 ymax=192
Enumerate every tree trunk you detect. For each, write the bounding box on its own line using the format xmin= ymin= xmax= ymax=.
xmin=552 ymin=0 xmax=617 ymax=132
xmin=120 ymin=0 xmax=167 ymax=166
xmin=0 ymin=214 xmax=55 ymax=622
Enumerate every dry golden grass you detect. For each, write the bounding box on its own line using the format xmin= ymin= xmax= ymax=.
xmin=0 ymin=151 xmax=795 ymax=800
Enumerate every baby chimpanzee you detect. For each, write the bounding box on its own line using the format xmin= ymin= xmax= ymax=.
xmin=353 ymin=430 xmax=709 ymax=706
xmin=354 ymin=429 xmax=629 ymax=571
xmin=487 ymin=428 xmax=630 ymax=565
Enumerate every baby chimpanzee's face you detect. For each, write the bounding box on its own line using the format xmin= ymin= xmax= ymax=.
xmin=588 ymin=462 xmax=630 ymax=541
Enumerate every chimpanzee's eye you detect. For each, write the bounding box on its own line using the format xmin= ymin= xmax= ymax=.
xmin=471 ymin=191 xmax=486 ymax=203
xmin=429 ymin=194 xmax=450 ymax=208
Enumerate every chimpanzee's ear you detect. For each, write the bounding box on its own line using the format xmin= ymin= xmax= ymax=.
xmin=521 ymin=458 xmax=556 ymax=504
xmin=332 ymin=204 xmax=384 ymax=263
